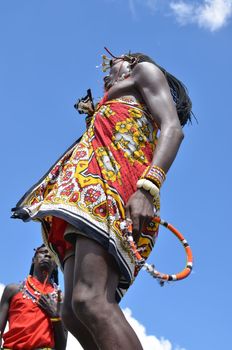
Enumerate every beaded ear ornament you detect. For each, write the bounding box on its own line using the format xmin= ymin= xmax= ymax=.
xmin=120 ymin=217 xmax=193 ymax=286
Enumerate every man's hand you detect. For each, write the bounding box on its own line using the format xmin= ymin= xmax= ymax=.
xmin=125 ymin=189 xmax=155 ymax=243
xmin=74 ymin=89 xmax=95 ymax=116
xmin=38 ymin=293 xmax=67 ymax=350
xmin=77 ymin=100 xmax=95 ymax=116
xmin=37 ymin=294 xmax=60 ymax=318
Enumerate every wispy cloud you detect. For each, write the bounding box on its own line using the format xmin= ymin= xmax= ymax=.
xmin=0 ymin=284 xmax=185 ymax=350
xmin=170 ymin=0 xmax=232 ymax=31
xmin=140 ymin=0 xmax=158 ymax=13
xmin=128 ymin=0 xmax=137 ymax=19
xmin=127 ymin=0 xmax=158 ymax=18
xmin=124 ymin=0 xmax=232 ymax=31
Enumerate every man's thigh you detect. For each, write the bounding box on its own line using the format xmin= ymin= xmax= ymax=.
xmin=73 ymin=236 xmax=120 ymax=302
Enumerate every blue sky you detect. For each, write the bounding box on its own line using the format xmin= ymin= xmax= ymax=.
xmin=0 ymin=1 xmax=232 ymax=349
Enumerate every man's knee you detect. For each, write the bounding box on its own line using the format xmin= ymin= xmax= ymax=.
xmin=72 ymin=288 xmax=107 ymax=326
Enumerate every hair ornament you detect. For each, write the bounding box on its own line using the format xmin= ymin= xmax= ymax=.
xmin=96 ymin=54 xmax=112 ymax=72
xmin=104 ymin=47 xmax=120 ymax=59
xmin=103 ymin=47 xmax=140 ymax=69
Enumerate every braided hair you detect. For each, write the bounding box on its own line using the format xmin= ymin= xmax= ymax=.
xmin=128 ymin=53 xmax=193 ymax=127
xmin=29 ymin=244 xmax=59 ymax=285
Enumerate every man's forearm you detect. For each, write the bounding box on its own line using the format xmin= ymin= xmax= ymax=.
xmin=150 ymin=124 xmax=184 ymax=173
xmin=0 ymin=314 xmax=7 ymax=344
xmin=52 ymin=320 xmax=67 ymax=350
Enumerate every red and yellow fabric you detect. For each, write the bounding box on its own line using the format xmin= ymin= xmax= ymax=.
xmin=2 ymin=277 xmax=55 ymax=350
xmin=14 ymin=96 xmax=160 ymax=301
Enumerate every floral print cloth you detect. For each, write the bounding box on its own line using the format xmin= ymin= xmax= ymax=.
xmin=13 ymin=96 xmax=160 ymax=302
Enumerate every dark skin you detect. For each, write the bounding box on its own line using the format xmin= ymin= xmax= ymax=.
xmin=62 ymin=54 xmax=184 ymax=349
xmin=0 ymin=247 xmax=67 ymax=350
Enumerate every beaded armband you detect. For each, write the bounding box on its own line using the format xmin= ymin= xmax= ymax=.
xmin=50 ymin=317 xmax=62 ymax=322
xmin=137 ymin=179 xmax=159 ymax=199
xmin=141 ymin=165 xmax=166 ymax=189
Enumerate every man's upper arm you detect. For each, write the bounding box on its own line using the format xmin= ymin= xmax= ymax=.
xmin=0 ymin=284 xmax=19 ymax=333
xmin=133 ymin=62 xmax=180 ymax=128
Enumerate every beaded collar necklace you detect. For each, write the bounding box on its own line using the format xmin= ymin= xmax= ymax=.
xmin=20 ymin=275 xmax=59 ymax=303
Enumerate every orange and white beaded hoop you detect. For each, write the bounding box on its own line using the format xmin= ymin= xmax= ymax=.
xmin=120 ymin=217 xmax=193 ymax=286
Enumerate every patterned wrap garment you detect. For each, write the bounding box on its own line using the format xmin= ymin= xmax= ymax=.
xmin=13 ymin=96 xmax=160 ymax=302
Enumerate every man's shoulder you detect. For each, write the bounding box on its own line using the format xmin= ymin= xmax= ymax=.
xmin=132 ymin=61 xmax=162 ymax=76
xmin=131 ymin=61 xmax=168 ymax=89
xmin=2 ymin=283 xmax=21 ymax=300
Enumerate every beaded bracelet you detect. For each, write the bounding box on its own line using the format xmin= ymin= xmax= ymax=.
xmin=50 ymin=317 xmax=61 ymax=322
xmin=141 ymin=165 xmax=166 ymax=189
xmin=137 ymin=179 xmax=159 ymax=199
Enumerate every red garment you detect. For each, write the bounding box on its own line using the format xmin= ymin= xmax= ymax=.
xmin=49 ymin=216 xmax=73 ymax=261
xmin=3 ymin=276 xmax=55 ymax=350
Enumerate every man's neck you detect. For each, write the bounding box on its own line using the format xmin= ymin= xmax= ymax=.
xmin=32 ymin=270 xmax=50 ymax=284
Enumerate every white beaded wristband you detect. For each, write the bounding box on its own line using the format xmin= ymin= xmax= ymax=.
xmin=137 ymin=179 xmax=159 ymax=199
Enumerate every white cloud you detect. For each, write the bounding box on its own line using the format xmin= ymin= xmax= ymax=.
xmin=66 ymin=332 xmax=83 ymax=349
xmin=0 ymin=284 xmax=9 ymax=334
xmin=0 ymin=283 xmax=5 ymax=298
xmin=170 ymin=0 xmax=232 ymax=31
xmin=124 ymin=0 xmax=232 ymax=31
xmin=0 ymin=284 xmax=185 ymax=350
xmin=123 ymin=308 xmax=186 ymax=350
xmin=169 ymin=2 xmax=195 ymax=24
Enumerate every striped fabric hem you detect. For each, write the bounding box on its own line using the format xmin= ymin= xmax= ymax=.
xmin=36 ymin=204 xmax=134 ymax=302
